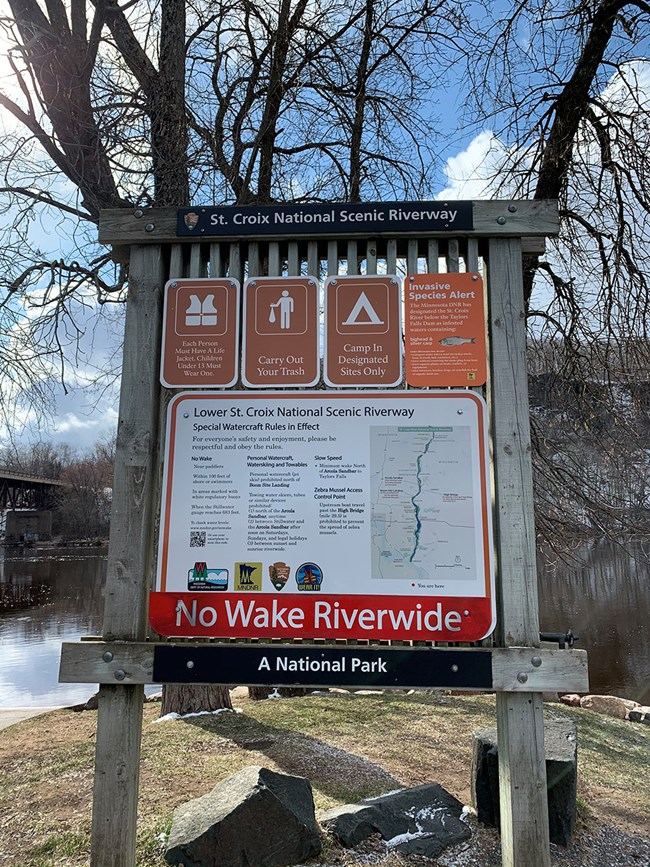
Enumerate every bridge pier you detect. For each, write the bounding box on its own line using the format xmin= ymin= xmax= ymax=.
xmin=2 ymin=509 xmax=53 ymax=544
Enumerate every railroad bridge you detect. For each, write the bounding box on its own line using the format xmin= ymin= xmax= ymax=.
xmin=0 ymin=467 xmax=67 ymax=542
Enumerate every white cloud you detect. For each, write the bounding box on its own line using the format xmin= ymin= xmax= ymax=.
xmin=437 ymin=131 xmax=507 ymax=199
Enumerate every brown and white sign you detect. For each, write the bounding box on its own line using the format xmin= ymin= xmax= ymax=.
xmin=242 ymin=276 xmax=319 ymax=387
xmin=324 ymin=275 xmax=402 ymax=387
xmin=161 ymin=278 xmax=239 ymax=388
xmin=405 ymin=273 xmax=487 ymax=387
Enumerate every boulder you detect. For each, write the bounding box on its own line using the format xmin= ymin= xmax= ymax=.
xmin=472 ymin=718 xmax=577 ymax=847
xmin=165 ymin=766 xmax=321 ymax=867
xmin=579 ymin=695 xmax=632 ymax=719
xmin=319 ymin=784 xmax=470 ymax=858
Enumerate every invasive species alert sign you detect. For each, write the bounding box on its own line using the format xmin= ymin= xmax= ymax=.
xmin=150 ymin=391 xmax=495 ymax=641
xmin=404 ymin=273 xmax=487 ymax=387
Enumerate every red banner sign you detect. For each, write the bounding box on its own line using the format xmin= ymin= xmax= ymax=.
xmin=149 ymin=592 xmax=494 ymax=642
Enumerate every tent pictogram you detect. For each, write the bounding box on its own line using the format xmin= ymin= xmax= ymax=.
xmin=341 ymin=292 xmax=385 ymax=327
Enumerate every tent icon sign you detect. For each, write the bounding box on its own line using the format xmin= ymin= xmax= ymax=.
xmin=185 ymin=294 xmax=218 ymax=327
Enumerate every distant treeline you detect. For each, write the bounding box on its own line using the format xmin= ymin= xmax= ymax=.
xmin=528 ymin=338 xmax=650 ymax=545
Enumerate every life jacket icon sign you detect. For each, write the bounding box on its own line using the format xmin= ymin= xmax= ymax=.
xmin=185 ymin=294 xmax=218 ymax=327
xmin=161 ymin=278 xmax=239 ymax=388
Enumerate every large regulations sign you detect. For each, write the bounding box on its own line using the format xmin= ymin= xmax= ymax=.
xmin=150 ymin=391 xmax=495 ymax=641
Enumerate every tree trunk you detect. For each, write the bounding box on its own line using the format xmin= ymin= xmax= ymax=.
xmin=248 ymin=686 xmax=273 ymax=701
xmin=161 ymin=683 xmax=232 ymax=716
xmin=349 ymin=0 xmax=374 ymax=202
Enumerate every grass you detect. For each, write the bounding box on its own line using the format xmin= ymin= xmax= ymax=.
xmin=0 ymin=692 xmax=648 ymax=866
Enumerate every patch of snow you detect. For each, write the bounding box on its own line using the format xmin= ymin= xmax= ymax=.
xmin=460 ymin=805 xmax=476 ymax=822
xmin=151 ymin=707 xmax=242 ymax=724
xmin=386 ymin=830 xmax=428 ymax=848
xmin=266 ymin=689 xmax=282 ymax=699
xmin=364 ymin=788 xmax=405 ymax=801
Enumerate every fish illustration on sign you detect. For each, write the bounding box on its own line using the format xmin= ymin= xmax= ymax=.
xmin=439 ymin=336 xmax=476 ymax=346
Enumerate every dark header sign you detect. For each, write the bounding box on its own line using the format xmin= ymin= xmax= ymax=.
xmin=153 ymin=644 xmax=493 ymax=689
xmin=177 ymin=201 xmax=473 ymax=238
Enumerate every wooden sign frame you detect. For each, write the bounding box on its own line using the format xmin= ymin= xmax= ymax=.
xmin=59 ymin=200 xmax=585 ymax=867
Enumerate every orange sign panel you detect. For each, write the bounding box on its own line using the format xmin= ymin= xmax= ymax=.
xmin=404 ymin=273 xmax=487 ymax=387
xmin=242 ymin=277 xmax=319 ymax=387
xmin=161 ymin=278 xmax=239 ymax=388
xmin=324 ymin=275 xmax=402 ymax=387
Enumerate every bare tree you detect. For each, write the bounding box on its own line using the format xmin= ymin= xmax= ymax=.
xmin=0 ymin=0 xmax=464 ymax=712
xmin=456 ymin=1 xmax=650 ymax=550
xmin=0 ymin=0 xmax=454 ymax=428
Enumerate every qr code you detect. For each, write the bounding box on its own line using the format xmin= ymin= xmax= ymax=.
xmin=189 ymin=530 xmax=206 ymax=548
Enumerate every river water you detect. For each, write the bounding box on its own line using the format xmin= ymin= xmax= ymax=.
xmin=0 ymin=541 xmax=648 ymax=707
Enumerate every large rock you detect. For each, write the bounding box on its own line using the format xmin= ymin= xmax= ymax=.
xmin=319 ymin=784 xmax=470 ymax=858
xmin=472 ymin=718 xmax=577 ymax=847
xmin=560 ymin=693 xmax=582 ymax=707
xmin=579 ymin=695 xmax=636 ymax=718
xmin=165 ymin=766 xmax=321 ymax=867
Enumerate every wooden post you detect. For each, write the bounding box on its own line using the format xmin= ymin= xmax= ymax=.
xmin=487 ymin=237 xmax=551 ymax=867
xmin=91 ymin=244 xmax=165 ymax=867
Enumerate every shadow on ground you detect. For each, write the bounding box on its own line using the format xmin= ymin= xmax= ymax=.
xmin=183 ymin=710 xmax=401 ymax=802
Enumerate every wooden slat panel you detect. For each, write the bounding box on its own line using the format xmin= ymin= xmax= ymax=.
xmin=467 ymin=238 xmax=479 ymax=272
xmin=307 ymin=240 xmax=319 ymax=278
xmin=189 ymin=244 xmax=203 ymax=277
xmin=366 ymin=239 xmax=377 ymax=274
xmin=60 ymin=642 xmax=588 ymax=693
xmin=229 ymin=244 xmax=242 ymax=283
xmin=248 ymin=241 xmax=260 ymax=277
xmin=268 ymin=242 xmax=281 ymax=276
xmin=288 ymin=241 xmax=299 ymax=275
xmin=386 ymin=239 xmax=397 ymax=273
xmin=487 ymin=237 xmax=550 ymax=867
xmin=327 ymin=240 xmax=338 ymax=276
xmin=98 ymin=201 xmax=560 ymax=245
xmin=169 ymin=244 xmax=184 ymax=279
xmin=209 ymin=244 xmax=224 ymax=278
xmin=426 ymin=239 xmax=439 ymax=272
xmin=447 ymin=238 xmax=460 ymax=273
xmin=406 ymin=239 xmax=418 ymax=274
xmin=347 ymin=240 xmax=358 ymax=275
xmin=189 ymin=245 xmax=203 ymax=278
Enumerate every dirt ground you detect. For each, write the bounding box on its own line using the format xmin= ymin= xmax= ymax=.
xmin=0 ymin=691 xmax=648 ymax=866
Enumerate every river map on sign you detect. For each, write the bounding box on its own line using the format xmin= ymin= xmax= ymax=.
xmin=370 ymin=426 xmax=476 ymax=582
